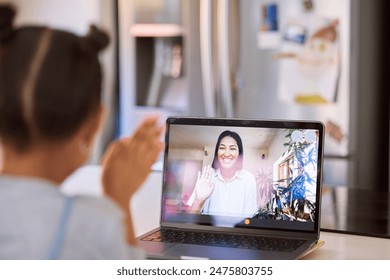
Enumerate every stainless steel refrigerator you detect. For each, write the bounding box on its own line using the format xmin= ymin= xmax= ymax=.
xmin=117 ymin=0 xmax=387 ymax=190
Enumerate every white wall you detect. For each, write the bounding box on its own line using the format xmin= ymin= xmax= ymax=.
xmin=8 ymin=0 xmax=100 ymax=34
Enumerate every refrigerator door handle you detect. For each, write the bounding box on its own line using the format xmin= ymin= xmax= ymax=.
xmin=218 ymin=0 xmax=234 ymax=118
xmin=200 ymin=0 xmax=216 ymax=117
xmin=146 ymin=38 xmax=164 ymax=106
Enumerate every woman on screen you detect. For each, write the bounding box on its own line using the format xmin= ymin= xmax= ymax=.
xmin=187 ymin=130 xmax=258 ymax=217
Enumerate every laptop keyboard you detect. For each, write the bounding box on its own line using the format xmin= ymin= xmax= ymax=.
xmin=141 ymin=228 xmax=306 ymax=253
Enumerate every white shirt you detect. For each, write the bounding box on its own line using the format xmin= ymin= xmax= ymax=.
xmin=201 ymin=169 xmax=258 ymax=217
xmin=0 ymin=175 xmax=144 ymax=260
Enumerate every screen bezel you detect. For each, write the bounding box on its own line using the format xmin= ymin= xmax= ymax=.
xmin=160 ymin=117 xmax=324 ymax=235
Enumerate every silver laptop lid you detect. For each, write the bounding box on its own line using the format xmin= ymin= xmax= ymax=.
xmin=160 ymin=117 xmax=324 ymax=235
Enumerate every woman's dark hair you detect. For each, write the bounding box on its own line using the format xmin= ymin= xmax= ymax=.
xmin=0 ymin=4 xmax=109 ymax=151
xmin=211 ymin=130 xmax=244 ymax=170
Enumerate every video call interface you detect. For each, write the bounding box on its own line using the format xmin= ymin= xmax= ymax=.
xmin=162 ymin=122 xmax=322 ymax=232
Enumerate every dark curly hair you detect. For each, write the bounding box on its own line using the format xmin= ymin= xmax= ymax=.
xmin=0 ymin=4 xmax=109 ymax=151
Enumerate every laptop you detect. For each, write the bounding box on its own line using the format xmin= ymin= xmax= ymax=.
xmin=138 ymin=117 xmax=324 ymax=259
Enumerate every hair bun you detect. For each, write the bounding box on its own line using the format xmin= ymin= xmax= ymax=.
xmin=0 ymin=4 xmax=16 ymax=42
xmin=79 ymin=25 xmax=109 ymax=54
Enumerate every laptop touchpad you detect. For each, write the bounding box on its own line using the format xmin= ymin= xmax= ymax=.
xmin=163 ymin=244 xmax=267 ymax=260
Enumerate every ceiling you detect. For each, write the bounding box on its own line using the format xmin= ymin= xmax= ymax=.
xmin=167 ymin=125 xmax=280 ymax=150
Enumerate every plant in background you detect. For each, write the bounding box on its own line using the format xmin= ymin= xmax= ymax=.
xmin=255 ymin=168 xmax=274 ymax=210
xmin=253 ymin=129 xmax=318 ymax=221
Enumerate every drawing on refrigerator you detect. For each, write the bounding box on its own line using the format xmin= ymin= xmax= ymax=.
xmin=277 ymin=17 xmax=340 ymax=104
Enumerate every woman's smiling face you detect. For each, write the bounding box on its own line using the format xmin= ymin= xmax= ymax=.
xmin=217 ymin=136 xmax=239 ymax=170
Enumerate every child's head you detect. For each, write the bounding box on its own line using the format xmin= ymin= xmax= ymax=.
xmin=0 ymin=4 xmax=109 ymax=152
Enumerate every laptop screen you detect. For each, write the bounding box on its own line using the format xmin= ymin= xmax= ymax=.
xmin=161 ymin=117 xmax=324 ymax=233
